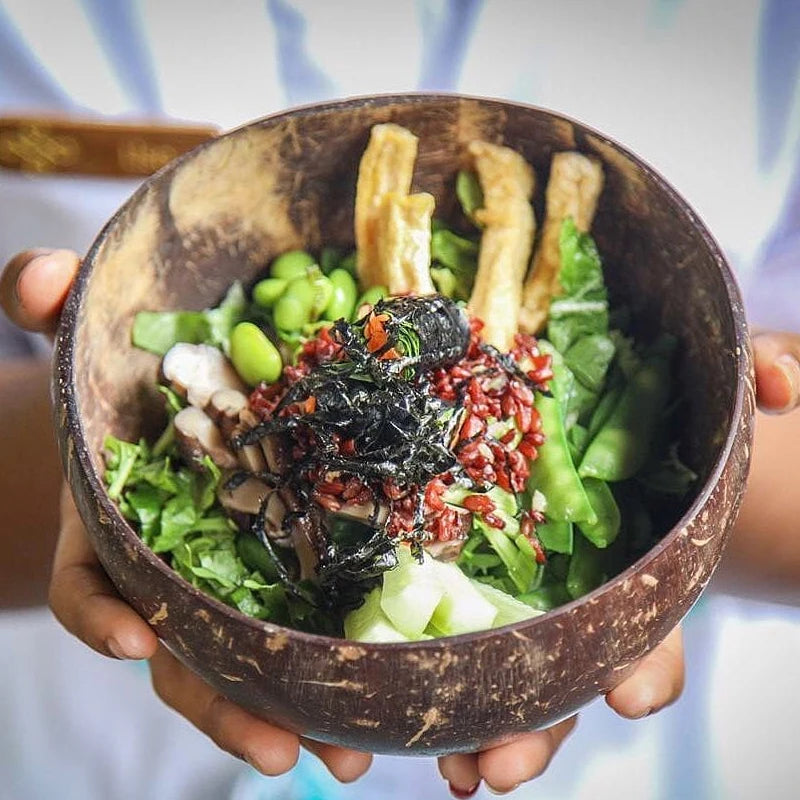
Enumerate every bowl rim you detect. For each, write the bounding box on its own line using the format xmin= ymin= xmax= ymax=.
xmin=56 ymin=91 xmax=750 ymax=651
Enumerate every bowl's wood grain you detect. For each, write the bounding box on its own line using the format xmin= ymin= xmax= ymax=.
xmin=54 ymin=95 xmax=754 ymax=755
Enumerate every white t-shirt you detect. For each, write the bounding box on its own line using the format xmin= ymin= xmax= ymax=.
xmin=1 ymin=2 xmax=798 ymax=799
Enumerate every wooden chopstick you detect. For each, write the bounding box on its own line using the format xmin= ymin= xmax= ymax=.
xmin=0 ymin=115 xmax=220 ymax=177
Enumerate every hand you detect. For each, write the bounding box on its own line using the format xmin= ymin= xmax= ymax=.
xmin=440 ymin=330 xmax=800 ymax=795
xmin=0 ymin=249 xmax=372 ymax=783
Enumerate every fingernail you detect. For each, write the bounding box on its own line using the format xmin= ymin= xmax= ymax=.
xmin=450 ymin=781 xmax=480 ymax=799
xmin=630 ymin=706 xmax=653 ymax=720
xmin=776 ymin=354 xmax=800 ymax=410
xmin=106 ymin=638 xmax=128 ymax=659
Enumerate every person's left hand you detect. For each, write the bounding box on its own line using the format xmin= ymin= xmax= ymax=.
xmin=437 ymin=625 xmax=684 ymax=796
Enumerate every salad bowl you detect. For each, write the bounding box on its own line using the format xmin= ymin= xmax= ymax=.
xmin=53 ymin=94 xmax=754 ymax=755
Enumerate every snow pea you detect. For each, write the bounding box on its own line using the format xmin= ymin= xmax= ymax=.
xmin=577 ymin=478 xmax=620 ymax=548
xmin=566 ymin=530 xmax=606 ymax=600
xmin=587 ymin=381 xmax=623 ymax=440
xmin=528 ymin=389 xmax=597 ymax=524
xmin=536 ymin=520 xmax=574 ymax=555
xmin=579 ymin=351 xmax=672 ymax=482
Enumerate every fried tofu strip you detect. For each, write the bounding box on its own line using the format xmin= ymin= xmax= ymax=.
xmin=467 ymin=141 xmax=536 ymax=352
xmin=355 ymin=123 xmax=418 ymax=289
xmin=377 ymin=192 xmax=436 ymax=296
xmin=520 ymin=152 xmax=604 ymax=333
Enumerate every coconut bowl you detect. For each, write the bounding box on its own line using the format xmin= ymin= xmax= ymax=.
xmin=53 ymin=94 xmax=754 ymax=756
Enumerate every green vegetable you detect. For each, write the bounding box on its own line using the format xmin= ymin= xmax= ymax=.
xmin=132 ymin=282 xmax=246 ymax=356
xmin=323 ymin=268 xmax=358 ymax=321
xmin=236 ymin=532 xmax=281 ymax=582
xmin=429 ymin=559 xmax=498 ymax=636
xmin=270 ymin=249 xmax=316 ymax=280
xmin=344 ymin=588 xmax=411 ymax=643
xmin=456 ymin=169 xmax=484 ymax=223
xmin=380 ymin=546 xmax=444 ymax=638
xmin=528 ymin=384 xmax=596 ymax=524
xmin=274 ymin=289 xmax=311 ymax=332
xmin=547 ymin=219 xmax=609 ymax=353
xmin=319 ymin=247 xmax=342 ymax=275
xmin=252 ymin=277 xmax=287 ymax=308
xmin=537 ymin=520 xmax=574 ymax=555
xmin=564 ymin=333 xmax=616 ymax=394
xmin=477 ymin=521 xmax=540 ymax=594
xmin=229 ymin=321 xmax=282 ymax=386
xmin=579 ymin=349 xmax=673 ymax=482
xmin=472 ymin=581 xmax=543 ymax=626
xmin=638 ymin=442 xmax=698 ymax=496
xmin=104 ymin=437 xmax=142 ymax=501
xmin=578 ymin=478 xmax=621 ymax=548
xmin=430 ymin=227 xmax=479 ymax=301
xmin=587 ymin=382 xmax=623 ymax=440
xmin=566 ymin=530 xmax=606 ymax=600
xmin=518 ymin=583 xmax=572 ymax=612
xmin=355 ymin=285 xmax=388 ymax=316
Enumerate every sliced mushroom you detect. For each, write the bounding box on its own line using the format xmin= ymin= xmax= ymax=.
xmin=231 ymin=408 xmax=267 ymax=472
xmin=218 ymin=476 xmax=271 ymax=515
xmin=205 ymin=388 xmax=249 ymax=439
xmin=261 ymin=433 xmax=290 ymax=476
xmin=162 ymin=342 xmax=246 ymax=409
xmin=290 ymin=512 xmax=323 ymax=582
xmin=174 ymin=407 xmax=238 ymax=470
xmin=262 ymin=491 xmax=291 ymax=546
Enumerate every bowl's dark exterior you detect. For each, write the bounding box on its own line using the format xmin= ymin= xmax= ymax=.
xmin=53 ymin=95 xmax=754 ymax=756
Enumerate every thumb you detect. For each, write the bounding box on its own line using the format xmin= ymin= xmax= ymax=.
xmin=752 ymin=331 xmax=800 ymax=414
xmin=0 ymin=249 xmax=80 ymax=335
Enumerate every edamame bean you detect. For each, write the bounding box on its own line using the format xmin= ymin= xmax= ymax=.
xmin=354 ymin=285 xmax=388 ymax=319
xmin=323 ymin=268 xmax=358 ymax=321
xmin=270 ymin=250 xmax=316 ymax=280
xmin=252 ymin=277 xmax=287 ymax=308
xmin=229 ymin=322 xmax=282 ymax=385
xmin=308 ymin=272 xmax=334 ymax=318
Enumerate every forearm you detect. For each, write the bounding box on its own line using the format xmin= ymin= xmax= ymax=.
xmin=714 ymin=410 xmax=800 ymax=604
xmin=0 ymin=358 xmax=61 ymax=608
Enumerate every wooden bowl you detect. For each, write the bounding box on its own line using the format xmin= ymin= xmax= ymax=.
xmin=53 ymin=94 xmax=754 ymax=756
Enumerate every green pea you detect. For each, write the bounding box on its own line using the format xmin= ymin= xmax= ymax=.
xmin=354 ymin=285 xmax=388 ymax=319
xmin=323 ymin=268 xmax=358 ymax=321
xmin=270 ymin=250 xmax=316 ymax=280
xmin=230 ymin=322 xmax=282 ymax=386
xmin=252 ymin=277 xmax=288 ymax=308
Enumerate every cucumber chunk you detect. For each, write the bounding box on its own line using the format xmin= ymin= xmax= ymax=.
xmin=473 ymin=580 xmax=544 ymax=626
xmin=344 ymin=588 xmax=410 ymax=643
xmin=429 ymin=559 xmax=498 ymax=635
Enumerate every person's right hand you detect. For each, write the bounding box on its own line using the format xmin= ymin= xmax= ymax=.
xmin=0 ymin=248 xmax=373 ymax=783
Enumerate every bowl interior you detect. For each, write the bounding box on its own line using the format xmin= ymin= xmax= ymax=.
xmin=71 ymin=94 xmax=742 ymax=593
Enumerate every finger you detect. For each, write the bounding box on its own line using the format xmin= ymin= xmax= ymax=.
xmin=437 ymin=752 xmax=480 ymax=798
xmin=301 ymin=739 xmax=373 ymax=783
xmin=478 ymin=716 xmax=578 ymax=794
xmin=48 ymin=485 xmax=158 ymax=660
xmin=605 ymin=624 xmax=685 ymax=719
xmin=752 ymin=332 xmax=800 ymax=413
xmin=150 ymin=645 xmax=300 ymax=776
xmin=0 ymin=248 xmax=80 ymax=334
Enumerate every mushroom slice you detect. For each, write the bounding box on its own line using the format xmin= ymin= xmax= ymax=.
xmin=466 ymin=141 xmax=536 ymax=352
xmin=162 ymin=343 xmax=245 ymax=409
xmin=232 ymin=407 xmax=267 ymax=472
xmin=520 ymin=152 xmax=604 ymax=333
xmin=205 ymin=388 xmax=249 ymax=439
xmin=377 ymin=192 xmax=436 ymax=296
xmin=218 ymin=476 xmax=271 ymax=515
xmin=355 ymin=123 xmax=418 ymax=288
xmin=174 ymin=407 xmax=238 ymax=470
xmin=260 ymin=433 xmax=289 ymax=476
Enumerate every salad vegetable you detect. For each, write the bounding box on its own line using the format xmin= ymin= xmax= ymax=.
xmin=103 ymin=126 xmax=696 ymax=642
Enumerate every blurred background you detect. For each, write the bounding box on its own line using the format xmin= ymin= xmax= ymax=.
xmin=1 ymin=1 xmax=798 ymax=798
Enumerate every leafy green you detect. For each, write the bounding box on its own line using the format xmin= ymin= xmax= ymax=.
xmin=456 ymin=169 xmax=484 ymax=224
xmin=430 ymin=226 xmax=479 ymax=302
xmin=564 ymin=334 xmax=616 ymax=394
xmin=547 ymin=218 xmax=609 ymax=353
xmin=132 ymin=282 xmax=246 ymax=356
